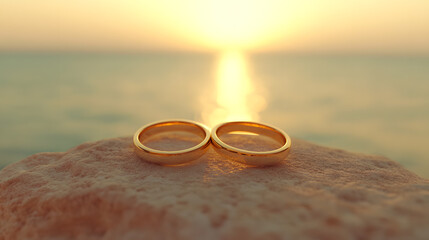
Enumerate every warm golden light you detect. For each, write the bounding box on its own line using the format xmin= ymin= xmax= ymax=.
xmin=189 ymin=0 xmax=288 ymax=50
xmin=201 ymin=51 xmax=266 ymax=127
xmin=1 ymin=1 xmax=429 ymax=52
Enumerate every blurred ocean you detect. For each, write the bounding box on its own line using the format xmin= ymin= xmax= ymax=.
xmin=1 ymin=52 xmax=428 ymax=177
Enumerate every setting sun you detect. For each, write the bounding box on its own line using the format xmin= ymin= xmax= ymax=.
xmin=2 ymin=0 xmax=428 ymax=52
xmin=188 ymin=0 xmax=289 ymax=50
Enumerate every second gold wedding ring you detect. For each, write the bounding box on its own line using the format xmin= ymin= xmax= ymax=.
xmin=133 ymin=119 xmax=211 ymax=165
xmin=211 ymin=121 xmax=291 ymax=166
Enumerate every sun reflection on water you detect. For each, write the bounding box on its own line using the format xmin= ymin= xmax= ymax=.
xmin=201 ymin=51 xmax=266 ymax=128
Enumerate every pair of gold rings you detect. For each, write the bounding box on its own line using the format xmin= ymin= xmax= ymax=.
xmin=133 ymin=119 xmax=291 ymax=166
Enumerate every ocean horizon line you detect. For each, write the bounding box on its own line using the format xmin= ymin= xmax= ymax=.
xmin=1 ymin=49 xmax=429 ymax=58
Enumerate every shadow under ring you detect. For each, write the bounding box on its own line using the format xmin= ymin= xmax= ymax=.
xmin=211 ymin=121 xmax=291 ymax=166
xmin=133 ymin=119 xmax=211 ymax=165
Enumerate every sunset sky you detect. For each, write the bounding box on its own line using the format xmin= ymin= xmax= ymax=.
xmin=1 ymin=0 xmax=428 ymax=53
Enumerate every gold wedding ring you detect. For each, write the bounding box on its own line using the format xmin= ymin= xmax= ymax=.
xmin=133 ymin=119 xmax=211 ymax=165
xmin=211 ymin=121 xmax=291 ymax=166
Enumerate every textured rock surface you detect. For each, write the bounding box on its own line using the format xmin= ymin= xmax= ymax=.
xmin=1 ymin=137 xmax=429 ymax=240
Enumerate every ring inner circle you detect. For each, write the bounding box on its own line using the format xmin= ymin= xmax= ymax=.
xmin=216 ymin=123 xmax=286 ymax=152
xmin=139 ymin=122 xmax=206 ymax=151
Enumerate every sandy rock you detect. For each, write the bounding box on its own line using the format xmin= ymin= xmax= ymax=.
xmin=0 ymin=137 xmax=428 ymax=240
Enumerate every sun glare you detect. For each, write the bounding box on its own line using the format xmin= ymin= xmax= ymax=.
xmin=201 ymin=51 xmax=266 ymax=127
xmin=192 ymin=1 xmax=272 ymax=49
xmin=189 ymin=0 xmax=290 ymax=50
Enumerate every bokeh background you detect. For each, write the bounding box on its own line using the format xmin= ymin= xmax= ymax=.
xmin=1 ymin=0 xmax=428 ymax=176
